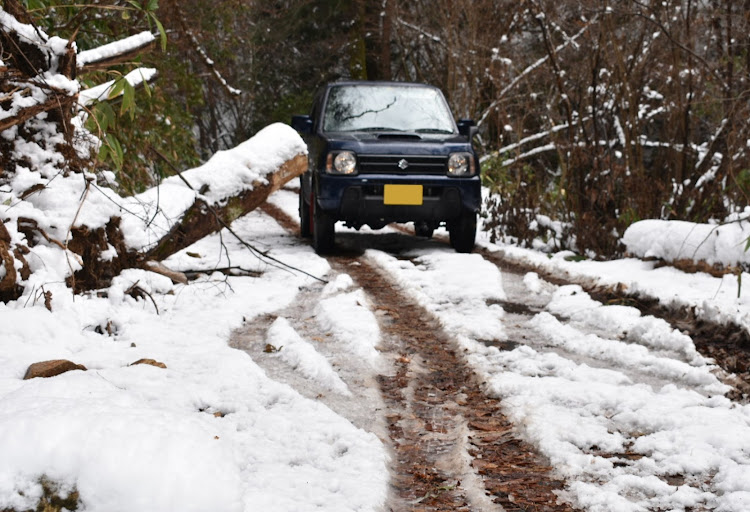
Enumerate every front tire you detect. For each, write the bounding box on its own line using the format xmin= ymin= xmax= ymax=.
xmin=449 ymin=211 xmax=476 ymax=253
xmin=312 ymin=198 xmax=335 ymax=254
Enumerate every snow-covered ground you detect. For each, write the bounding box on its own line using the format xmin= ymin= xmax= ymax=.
xmin=3 ymin=146 xmax=750 ymax=510
xmin=4 ymin=8 xmax=750 ymax=510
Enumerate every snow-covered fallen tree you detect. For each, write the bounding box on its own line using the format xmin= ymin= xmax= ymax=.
xmin=0 ymin=7 xmax=307 ymax=303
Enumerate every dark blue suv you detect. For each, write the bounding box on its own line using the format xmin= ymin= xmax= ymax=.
xmin=292 ymin=81 xmax=481 ymax=254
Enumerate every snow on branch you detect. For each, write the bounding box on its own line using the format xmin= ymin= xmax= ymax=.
xmin=78 ymin=31 xmax=156 ymax=71
xmin=78 ymin=67 xmax=158 ymax=106
xmin=397 ymin=18 xmax=444 ymax=45
xmin=481 ymin=122 xmax=573 ymax=165
xmin=493 ymin=143 xmax=558 ymax=168
xmin=477 ymin=14 xmax=598 ymax=128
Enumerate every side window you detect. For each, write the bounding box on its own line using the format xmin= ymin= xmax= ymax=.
xmin=311 ymin=89 xmax=325 ymax=128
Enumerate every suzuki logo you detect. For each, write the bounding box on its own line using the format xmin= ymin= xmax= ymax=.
xmin=397 ymin=159 xmax=409 ymax=170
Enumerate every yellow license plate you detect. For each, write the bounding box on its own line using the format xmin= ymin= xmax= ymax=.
xmin=384 ymin=184 xmax=423 ymax=205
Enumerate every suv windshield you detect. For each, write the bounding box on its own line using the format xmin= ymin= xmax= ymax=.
xmin=323 ymin=84 xmax=456 ymax=134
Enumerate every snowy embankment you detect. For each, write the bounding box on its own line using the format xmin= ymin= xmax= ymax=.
xmin=623 ymin=215 xmax=750 ymax=269
xmin=489 ymin=227 xmax=750 ymax=336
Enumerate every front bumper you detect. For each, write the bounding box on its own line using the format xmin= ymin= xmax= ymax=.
xmin=316 ymin=173 xmax=481 ymax=225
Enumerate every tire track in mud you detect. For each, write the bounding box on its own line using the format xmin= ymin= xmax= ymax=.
xmin=260 ymin=202 xmax=576 ymax=512
xmin=331 ymin=256 xmax=574 ymax=512
xmin=229 ymin=283 xmax=389 ymax=436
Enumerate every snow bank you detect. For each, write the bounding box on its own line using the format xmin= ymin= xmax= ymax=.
xmin=456 ymin=276 xmax=749 ymax=512
xmin=623 ymin=218 xmax=750 ymax=268
xmin=266 ymin=317 xmax=352 ymax=396
xmin=365 ymin=233 xmax=750 ymax=512
xmin=316 ymin=287 xmax=382 ymax=365
xmin=0 ymin=210 xmax=387 ymax=512
xmin=365 ymin=249 xmax=506 ymax=341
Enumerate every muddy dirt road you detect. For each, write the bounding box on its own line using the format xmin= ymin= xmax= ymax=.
xmin=231 ymin=198 xmax=750 ymax=512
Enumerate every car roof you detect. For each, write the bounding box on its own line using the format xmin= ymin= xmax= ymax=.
xmin=325 ymin=80 xmax=441 ymax=90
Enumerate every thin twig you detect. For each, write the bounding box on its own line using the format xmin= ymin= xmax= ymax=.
xmin=125 ymin=280 xmax=159 ymax=314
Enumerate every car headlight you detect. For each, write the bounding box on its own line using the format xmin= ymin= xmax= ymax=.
xmin=326 ymin=151 xmax=357 ymax=175
xmin=447 ymin=152 xmax=476 ymax=176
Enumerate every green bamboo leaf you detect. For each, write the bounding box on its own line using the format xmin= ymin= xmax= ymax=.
xmin=104 ymin=134 xmax=124 ymax=170
xmin=153 ymin=16 xmax=167 ymax=51
xmin=101 ymin=102 xmax=116 ymax=131
xmin=121 ymin=81 xmax=136 ymax=119
xmin=99 ymin=142 xmax=110 ymax=162
xmin=141 ymin=73 xmax=152 ymax=98
xmin=108 ymin=77 xmax=126 ymax=100
xmin=96 ymin=104 xmax=110 ymax=133
xmin=26 ymin=0 xmax=45 ymax=10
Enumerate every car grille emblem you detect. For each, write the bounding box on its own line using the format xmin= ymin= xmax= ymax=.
xmin=397 ymin=159 xmax=409 ymax=170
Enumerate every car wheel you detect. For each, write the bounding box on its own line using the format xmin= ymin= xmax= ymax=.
xmin=312 ymin=197 xmax=335 ymax=254
xmin=414 ymin=222 xmax=434 ymax=239
xmin=449 ymin=211 xmax=476 ymax=253
xmin=299 ymin=190 xmax=312 ymax=238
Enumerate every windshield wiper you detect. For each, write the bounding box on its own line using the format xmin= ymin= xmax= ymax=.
xmin=414 ymin=128 xmax=454 ymax=134
xmin=358 ymin=127 xmax=404 ymax=132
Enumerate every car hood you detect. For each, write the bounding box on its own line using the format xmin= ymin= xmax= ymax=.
xmin=322 ymin=131 xmax=473 ymax=155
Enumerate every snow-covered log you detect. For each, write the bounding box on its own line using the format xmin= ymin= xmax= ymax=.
xmin=144 ymin=149 xmax=307 ymax=262
xmin=0 ymin=122 xmax=307 ymax=296
xmin=623 ymin=217 xmax=750 ymax=274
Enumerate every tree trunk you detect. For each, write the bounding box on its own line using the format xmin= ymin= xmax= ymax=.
xmin=64 ymin=152 xmax=308 ymax=293
xmin=144 ymin=153 xmax=307 ymax=261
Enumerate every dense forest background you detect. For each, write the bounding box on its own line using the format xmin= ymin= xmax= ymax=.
xmin=7 ymin=0 xmax=750 ymax=258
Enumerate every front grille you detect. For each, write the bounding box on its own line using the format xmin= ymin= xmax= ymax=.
xmin=358 ymin=154 xmax=447 ymax=175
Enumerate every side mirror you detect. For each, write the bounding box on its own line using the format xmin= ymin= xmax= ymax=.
xmin=457 ymin=119 xmax=478 ymax=139
xmin=291 ymin=115 xmax=313 ymax=134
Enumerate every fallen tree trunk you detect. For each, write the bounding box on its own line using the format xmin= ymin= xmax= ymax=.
xmin=63 ymin=123 xmax=308 ymax=293
xmin=145 ymin=153 xmax=307 ymax=261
